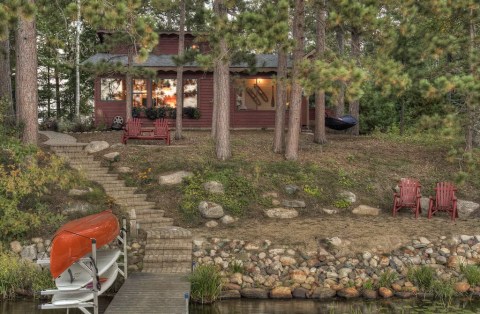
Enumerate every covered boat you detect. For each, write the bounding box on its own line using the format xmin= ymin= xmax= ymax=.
xmin=50 ymin=210 xmax=120 ymax=278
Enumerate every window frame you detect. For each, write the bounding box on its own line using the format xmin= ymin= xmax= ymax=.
xmin=100 ymin=78 xmax=126 ymax=102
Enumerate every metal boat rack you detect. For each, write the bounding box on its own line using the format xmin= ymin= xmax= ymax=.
xmin=37 ymin=218 xmax=128 ymax=314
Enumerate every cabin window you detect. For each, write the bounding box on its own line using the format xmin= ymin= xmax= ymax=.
xmin=100 ymin=78 xmax=125 ymax=101
xmin=152 ymin=79 xmax=198 ymax=108
xmin=233 ymin=78 xmax=276 ymax=111
xmin=133 ymin=79 xmax=148 ymax=107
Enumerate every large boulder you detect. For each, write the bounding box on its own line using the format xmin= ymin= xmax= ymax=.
xmin=63 ymin=202 xmax=93 ymax=215
xmin=264 ymin=208 xmax=298 ymax=219
xmin=457 ymin=200 xmax=480 ymax=218
xmin=340 ymin=191 xmax=357 ymax=203
xmin=240 ymin=288 xmax=269 ymax=299
xmin=198 ymin=201 xmax=224 ymax=219
xmin=282 ymin=200 xmax=306 ymax=208
xmin=310 ymin=287 xmax=336 ymax=299
xmin=103 ymin=152 xmax=120 ymax=162
xmin=203 ymin=181 xmax=225 ymax=194
xmin=85 ymin=141 xmax=109 ymax=154
xmin=117 ymin=166 xmax=133 ymax=173
xmin=158 ymin=171 xmax=193 ymax=185
xmin=270 ymin=286 xmax=292 ymax=299
xmin=352 ymin=205 xmax=381 ymax=216
xmin=10 ymin=241 xmax=22 ymax=254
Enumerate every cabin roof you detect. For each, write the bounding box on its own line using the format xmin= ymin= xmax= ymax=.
xmin=82 ymin=53 xmax=289 ymax=72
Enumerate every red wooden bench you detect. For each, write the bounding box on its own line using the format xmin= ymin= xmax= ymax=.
xmin=122 ymin=118 xmax=170 ymax=145
xmin=392 ymin=178 xmax=422 ymax=218
xmin=428 ymin=182 xmax=458 ymax=221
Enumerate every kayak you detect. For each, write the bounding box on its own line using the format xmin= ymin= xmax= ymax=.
xmin=50 ymin=210 xmax=120 ymax=278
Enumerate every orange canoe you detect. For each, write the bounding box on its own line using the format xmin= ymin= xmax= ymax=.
xmin=50 ymin=210 xmax=120 ymax=278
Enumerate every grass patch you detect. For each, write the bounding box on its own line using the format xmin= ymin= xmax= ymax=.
xmin=407 ymin=266 xmax=436 ymax=291
xmin=431 ymin=279 xmax=456 ymax=303
xmin=229 ymin=260 xmax=244 ymax=274
xmin=362 ymin=279 xmax=377 ymax=290
xmin=460 ymin=264 xmax=480 ymax=286
xmin=0 ymin=253 xmax=54 ymax=299
xmin=378 ymin=269 xmax=398 ymax=288
xmin=189 ymin=264 xmax=222 ymax=304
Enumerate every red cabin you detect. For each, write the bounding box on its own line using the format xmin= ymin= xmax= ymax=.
xmin=85 ymin=32 xmax=313 ymax=129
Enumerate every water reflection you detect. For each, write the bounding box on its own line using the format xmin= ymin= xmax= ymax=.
xmin=190 ymin=298 xmax=480 ymax=314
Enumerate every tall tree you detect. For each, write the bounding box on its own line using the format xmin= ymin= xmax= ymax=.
xmin=285 ymin=0 xmax=305 ymax=160
xmin=313 ymin=0 xmax=327 ymax=144
xmin=335 ymin=26 xmax=345 ymax=117
xmin=175 ymin=0 xmax=186 ymax=140
xmin=16 ymin=0 xmax=38 ymax=144
xmin=213 ymin=0 xmax=231 ymax=160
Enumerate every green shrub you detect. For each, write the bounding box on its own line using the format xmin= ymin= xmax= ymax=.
xmin=332 ymin=199 xmax=351 ymax=209
xmin=460 ymin=264 xmax=480 ymax=286
xmin=189 ymin=264 xmax=222 ymax=304
xmin=229 ymin=260 xmax=244 ymax=274
xmin=145 ymin=107 xmax=158 ymax=120
xmin=362 ymin=279 xmax=376 ymax=290
xmin=132 ymin=107 xmax=143 ymax=118
xmin=407 ymin=266 xmax=436 ymax=291
xmin=431 ymin=279 xmax=456 ymax=303
xmin=0 ymin=140 xmax=75 ymax=240
xmin=0 ymin=253 xmax=54 ymax=299
xmin=378 ymin=269 xmax=397 ymax=288
xmin=183 ymin=107 xmax=201 ymax=119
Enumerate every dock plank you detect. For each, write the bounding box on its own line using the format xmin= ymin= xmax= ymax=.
xmin=105 ymin=272 xmax=190 ymax=314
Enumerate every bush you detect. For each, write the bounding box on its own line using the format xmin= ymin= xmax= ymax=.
xmin=0 ymin=252 xmax=54 ymax=299
xmin=183 ymin=107 xmax=201 ymax=119
xmin=132 ymin=107 xmax=143 ymax=118
xmin=145 ymin=107 xmax=158 ymax=120
xmin=407 ymin=266 xmax=436 ymax=291
xmin=378 ymin=269 xmax=397 ymax=288
xmin=189 ymin=265 xmax=222 ymax=304
xmin=39 ymin=118 xmax=59 ymax=131
xmin=0 ymin=139 xmax=75 ymax=240
xmin=460 ymin=264 xmax=480 ymax=286
xmin=57 ymin=117 xmax=94 ymax=133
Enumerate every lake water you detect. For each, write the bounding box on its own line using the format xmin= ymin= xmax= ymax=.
xmin=3 ymin=298 xmax=480 ymax=314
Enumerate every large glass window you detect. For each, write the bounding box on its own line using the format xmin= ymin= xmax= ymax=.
xmin=233 ymin=78 xmax=276 ymax=111
xmin=133 ymin=79 xmax=148 ymax=107
xmin=152 ymin=79 xmax=198 ymax=108
xmin=100 ymin=78 xmax=125 ymax=101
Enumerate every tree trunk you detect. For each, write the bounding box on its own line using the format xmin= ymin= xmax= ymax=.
xmin=285 ymin=0 xmax=305 ymax=161
xmin=55 ymin=65 xmax=61 ymax=118
xmin=335 ymin=26 xmax=345 ymax=117
xmin=349 ymin=28 xmax=360 ymax=136
xmin=126 ymin=50 xmax=133 ymax=121
xmin=466 ymin=7 xmax=475 ymax=150
xmin=273 ymin=48 xmax=287 ymax=153
xmin=211 ymin=63 xmax=218 ymax=139
xmin=16 ymin=0 xmax=38 ymax=144
xmin=75 ymin=0 xmax=81 ymax=118
xmin=314 ymin=0 xmax=327 ymax=144
xmin=175 ymin=0 xmax=185 ymax=140
xmin=47 ymin=65 xmax=51 ymax=118
xmin=0 ymin=29 xmax=14 ymax=119
xmin=214 ymin=0 xmax=231 ymax=160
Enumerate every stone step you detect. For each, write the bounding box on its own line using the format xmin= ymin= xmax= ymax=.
xmin=146 ymin=227 xmax=192 ymax=240
xmin=145 ymin=242 xmax=192 ymax=250
xmin=85 ymin=173 xmax=118 ymax=179
xmin=138 ymin=218 xmax=174 ymax=229
xmin=80 ymin=169 xmax=109 ymax=175
xmin=110 ymin=193 xmax=147 ymax=200
xmin=143 ymin=254 xmax=192 ymax=263
xmin=115 ymin=200 xmax=157 ymax=208
xmin=92 ymin=178 xmax=122 ymax=184
xmin=144 ymin=248 xmax=192 ymax=256
xmin=121 ymin=204 xmax=160 ymax=212
xmin=103 ymin=186 xmax=137 ymax=193
xmin=100 ymin=182 xmax=126 ymax=189
xmin=142 ymin=264 xmax=191 ymax=274
xmin=146 ymin=237 xmax=192 ymax=246
xmin=51 ymin=145 xmax=86 ymax=152
xmin=135 ymin=209 xmax=166 ymax=217
xmin=70 ymin=161 xmax=101 ymax=168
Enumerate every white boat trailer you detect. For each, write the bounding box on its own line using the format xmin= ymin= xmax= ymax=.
xmin=37 ymin=218 xmax=128 ymax=314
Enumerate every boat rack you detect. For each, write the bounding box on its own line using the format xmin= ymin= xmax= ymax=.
xmin=37 ymin=218 xmax=128 ymax=314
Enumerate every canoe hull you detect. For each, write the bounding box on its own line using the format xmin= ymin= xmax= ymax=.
xmin=50 ymin=210 xmax=120 ymax=278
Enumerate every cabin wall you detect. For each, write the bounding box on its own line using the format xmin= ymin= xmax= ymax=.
xmin=94 ymin=72 xmax=309 ymax=129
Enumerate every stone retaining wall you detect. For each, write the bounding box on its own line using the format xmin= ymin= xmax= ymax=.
xmin=192 ymin=235 xmax=480 ymax=300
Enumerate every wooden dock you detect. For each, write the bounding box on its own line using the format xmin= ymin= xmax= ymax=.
xmin=104 ymin=272 xmax=190 ymax=314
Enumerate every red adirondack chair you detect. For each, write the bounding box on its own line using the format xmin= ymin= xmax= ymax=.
xmin=392 ymin=178 xmax=422 ymax=218
xmin=428 ymin=182 xmax=458 ymax=221
xmin=122 ymin=118 xmax=142 ymax=144
xmin=154 ymin=119 xmax=170 ymax=145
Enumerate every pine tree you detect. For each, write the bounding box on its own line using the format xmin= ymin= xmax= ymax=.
xmin=313 ymin=0 xmax=327 ymax=144
xmin=175 ymin=0 xmax=186 ymax=140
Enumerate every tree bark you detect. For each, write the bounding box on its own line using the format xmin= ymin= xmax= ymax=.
xmin=126 ymin=50 xmax=133 ymax=121
xmin=211 ymin=63 xmax=218 ymax=139
xmin=175 ymin=0 xmax=185 ymax=140
xmin=273 ymin=48 xmax=287 ymax=153
xmin=285 ymin=0 xmax=305 ymax=161
xmin=466 ymin=7 xmax=475 ymax=150
xmin=16 ymin=1 xmax=38 ymax=144
xmin=55 ymin=65 xmax=61 ymax=118
xmin=47 ymin=65 xmax=51 ymax=118
xmin=349 ymin=28 xmax=360 ymax=136
xmin=0 ymin=29 xmax=14 ymax=119
xmin=214 ymin=0 xmax=231 ymax=160
xmin=335 ymin=26 xmax=345 ymax=117
xmin=314 ymin=0 xmax=327 ymax=144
